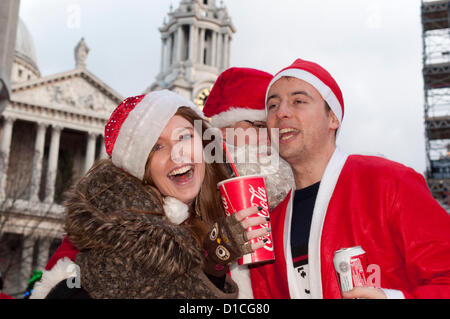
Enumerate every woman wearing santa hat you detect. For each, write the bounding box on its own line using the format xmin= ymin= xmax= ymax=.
xmin=30 ymin=90 xmax=270 ymax=299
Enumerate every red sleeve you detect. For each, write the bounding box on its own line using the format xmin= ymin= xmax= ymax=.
xmin=45 ymin=236 xmax=79 ymax=271
xmin=389 ymin=169 xmax=450 ymax=299
xmin=249 ymin=192 xmax=292 ymax=299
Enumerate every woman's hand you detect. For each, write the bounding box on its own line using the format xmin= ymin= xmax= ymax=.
xmin=203 ymin=206 xmax=271 ymax=277
xmin=342 ymin=287 xmax=387 ymax=299
xmin=233 ymin=205 xmax=271 ymax=251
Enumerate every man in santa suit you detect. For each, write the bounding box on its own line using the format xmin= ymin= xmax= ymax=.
xmin=34 ymin=67 xmax=296 ymax=299
xmin=250 ymin=58 xmax=450 ymax=299
xmin=203 ymin=67 xmax=295 ymax=298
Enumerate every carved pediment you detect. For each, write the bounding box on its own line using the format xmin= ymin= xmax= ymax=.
xmin=11 ymin=70 xmax=123 ymax=117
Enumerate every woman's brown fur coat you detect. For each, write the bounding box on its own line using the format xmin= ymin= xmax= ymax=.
xmin=64 ymin=160 xmax=238 ymax=299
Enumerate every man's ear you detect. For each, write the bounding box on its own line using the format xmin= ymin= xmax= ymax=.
xmin=329 ymin=110 xmax=340 ymax=131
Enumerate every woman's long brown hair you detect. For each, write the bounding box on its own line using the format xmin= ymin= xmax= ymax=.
xmin=143 ymin=106 xmax=230 ymax=245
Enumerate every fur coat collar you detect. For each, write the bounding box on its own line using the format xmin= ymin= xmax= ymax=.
xmin=63 ymin=160 xmax=237 ymax=299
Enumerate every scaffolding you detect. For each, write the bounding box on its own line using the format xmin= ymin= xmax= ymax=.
xmin=422 ymin=0 xmax=450 ymax=209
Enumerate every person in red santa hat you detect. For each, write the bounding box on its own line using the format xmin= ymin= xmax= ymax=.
xmin=250 ymin=58 xmax=450 ymax=299
xmin=31 ymin=89 xmax=270 ymax=298
xmin=203 ymin=67 xmax=295 ymax=299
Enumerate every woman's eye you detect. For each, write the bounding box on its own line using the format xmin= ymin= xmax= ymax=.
xmin=152 ymin=143 xmax=162 ymax=152
xmin=268 ymin=104 xmax=278 ymax=111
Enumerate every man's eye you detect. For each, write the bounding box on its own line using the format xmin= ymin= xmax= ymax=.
xmin=179 ymin=133 xmax=193 ymax=141
xmin=295 ymin=100 xmax=305 ymax=105
xmin=268 ymin=104 xmax=278 ymax=110
xmin=253 ymin=122 xmax=267 ymax=129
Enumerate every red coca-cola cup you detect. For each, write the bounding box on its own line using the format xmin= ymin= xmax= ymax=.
xmin=217 ymin=175 xmax=274 ymax=265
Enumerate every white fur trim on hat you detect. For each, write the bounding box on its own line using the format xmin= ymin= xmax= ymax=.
xmin=266 ymin=69 xmax=343 ymax=125
xmin=112 ymin=90 xmax=203 ymax=180
xmin=163 ymin=196 xmax=190 ymax=225
xmin=209 ymin=107 xmax=267 ymax=128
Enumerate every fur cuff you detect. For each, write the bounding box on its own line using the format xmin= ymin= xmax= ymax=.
xmin=30 ymin=258 xmax=77 ymax=299
xmin=163 ymin=196 xmax=189 ymax=225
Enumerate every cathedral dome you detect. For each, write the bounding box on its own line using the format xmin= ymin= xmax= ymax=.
xmin=15 ymin=19 xmax=38 ymax=68
xmin=12 ymin=19 xmax=40 ymax=83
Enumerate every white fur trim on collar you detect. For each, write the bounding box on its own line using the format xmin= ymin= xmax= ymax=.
xmin=210 ymin=107 xmax=266 ymax=128
xmin=163 ymin=196 xmax=190 ymax=225
xmin=382 ymin=288 xmax=405 ymax=299
xmin=229 ymin=263 xmax=254 ymax=299
xmin=30 ymin=258 xmax=78 ymax=299
xmin=283 ymin=147 xmax=349 ymax=299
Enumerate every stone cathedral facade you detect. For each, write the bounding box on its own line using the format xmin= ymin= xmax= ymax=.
xmin=148 ymin=0 xmax=235 ymax=109
xmin=0 ymin=0 xmax=234 ymax=297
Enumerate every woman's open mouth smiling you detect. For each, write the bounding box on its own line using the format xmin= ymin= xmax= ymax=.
xmin=167 ymin=164 xmax=195 ymax=184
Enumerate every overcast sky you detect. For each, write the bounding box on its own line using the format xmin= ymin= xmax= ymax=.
xmin=19 ymin=0 xmax=427 ymax=174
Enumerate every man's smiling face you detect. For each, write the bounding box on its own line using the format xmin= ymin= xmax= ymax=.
xmin=266 ymin=76 xmax=339 ymax=164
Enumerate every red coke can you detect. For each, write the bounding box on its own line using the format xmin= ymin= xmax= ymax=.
xmin=333 ymin=246 xmax=368 ymax=293
xmin=217 ymin=175 xmax=274 ymax=265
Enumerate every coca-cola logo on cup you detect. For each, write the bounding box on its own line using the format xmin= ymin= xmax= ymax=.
xmin=248 ymin=184 xmax=273 ymax=251
xmin=221 ymin=195 xmax=231 ymax=216
xmin=248 ymin=185 xmax=269 ymax=217
xmin=259 ymin=234 xmax=273 ymax=252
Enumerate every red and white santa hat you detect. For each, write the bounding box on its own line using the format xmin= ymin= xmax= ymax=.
xmin=265 ymin=58 xmax=344 ymax=132
xmin=104 ymin=90 xmax=205 ymax=225
xmin=203 ymin=67 xmax=273 ymax=128
xmin=104 ymin=89 xmax=203 ymax=181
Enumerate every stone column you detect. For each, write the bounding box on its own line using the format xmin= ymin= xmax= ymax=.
xmin=174 ymin=27 xmax=183 ymax=63
xmin=188 ymin=24 xmax=197 ymax=63
xmin=97 ymin=135 xmax=108 ymax=160
xmin=84 ymin=131 xmax=97 ymax=173
xmin=227 ymin=34 xmax=232 ymax=68
xmin=217 ymin=33 xmax=223 ymax=69
xmin=160 ymin=37 xmax=166 ymax=73
xmin=0 ymin=0 xmax=20 ymax=113
xmin=44 ymin=125 xmax=62 ymax=203
xmin=199 ymin=28 xmax=205 ymax=64
xmin=166 ymin=33 xmax=173 ymax=67
xmin=222 ymin=34 xmax=228 ymax=69
xmin=0 ymin=116 xmax=15 ymax=199
xmin=36 ymin=237 xmax=52 ymax=271
xmin=224 ymin=33 xmax=231 ymax=68
xmin=19 ymin=235 xmax=35 ymax=293
xmin=29 ymin=122 xmax=47 ymax=202
xmin=211 ymin=31 xmax=217 ymax=67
